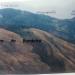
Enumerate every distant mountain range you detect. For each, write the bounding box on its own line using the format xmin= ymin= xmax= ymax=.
xmin=0 ymin=8 xmax=75 ymax=43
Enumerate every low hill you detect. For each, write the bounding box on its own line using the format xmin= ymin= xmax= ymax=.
xmin=0 ymin=28 xmax=75 ymax=73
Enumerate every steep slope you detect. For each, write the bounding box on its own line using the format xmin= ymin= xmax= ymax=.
xmin=0 ymin=28 xmax=50 ymax=74
xmin=0 ymin=28 xmax=75 ymax=73
xmin=23 ymin=28 xmax=75 ymax=73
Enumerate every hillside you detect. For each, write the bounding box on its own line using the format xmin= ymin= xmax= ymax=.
xmin=25 ymin=28 xmax=75 ymax=72
xmin=0 ymin=8 xmax=75 ymax=43
xmin=0 ymin=28 xmax=50 ymax=74
xmin=0 ymin=28 xmax=75 ymax=73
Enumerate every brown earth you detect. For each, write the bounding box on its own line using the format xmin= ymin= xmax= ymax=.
xmin=0 ymin=28 xmax=75 ymax=74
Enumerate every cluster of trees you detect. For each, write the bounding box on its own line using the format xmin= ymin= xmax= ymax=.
xmin=0 ymin=39 xmax=42 ymax=43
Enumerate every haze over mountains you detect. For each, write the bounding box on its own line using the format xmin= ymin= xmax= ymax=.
xmin=0 ymin=8 xmax=75 ymax=43
xmin=0 ymin=8 xmax=75 ymax=73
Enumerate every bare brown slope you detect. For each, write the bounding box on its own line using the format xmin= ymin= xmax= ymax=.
xmin=25 ymin=28 xmax=75 ymax=73
xmin=0 ymin=28 xmax=50 ymax=74
xmin=0 ymin=28 xmax=75 ymax=74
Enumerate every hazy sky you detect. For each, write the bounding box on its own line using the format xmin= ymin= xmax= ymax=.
xmin=0 ymin=0 xmax=75 ymax=19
